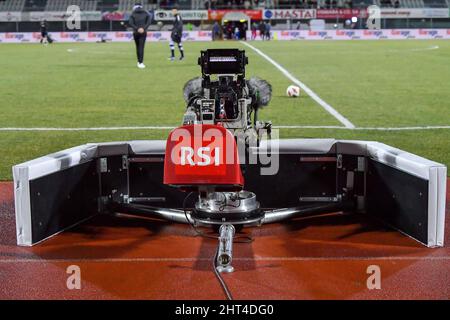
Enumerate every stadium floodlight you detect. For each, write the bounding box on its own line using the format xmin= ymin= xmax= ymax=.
xmin=351 ymin=17 xmax=358 ymax=23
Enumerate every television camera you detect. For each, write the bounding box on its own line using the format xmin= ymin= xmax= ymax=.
xmin=182 ymin=49 xmax=272 ymax=145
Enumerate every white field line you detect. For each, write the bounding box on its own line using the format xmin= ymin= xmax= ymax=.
xmin=0 ymin=126 xmax=175 ymax=131
xmin=388 ymin=45 xmax=440 ymax=52
xmin=274 ymin=125 xmax=450 ymax=131
xmin=240 ymin=41 xmax=356 ymax=129
xmin=67 ymin=48 xmax=130 ymax=55
xmin=0 ymin=256 xmax=449 ymax=263
xmin=1 ymin=125 xmax=450 ymax=131
xmin=410 ymin=45 xmax=439 ymax=51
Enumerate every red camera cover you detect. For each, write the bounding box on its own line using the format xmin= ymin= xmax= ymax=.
xmin=163 ymin=124 xmax=244 ymax=188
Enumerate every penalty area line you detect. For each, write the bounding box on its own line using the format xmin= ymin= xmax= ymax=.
xmin=240 ymin=41 xmax=356 ymax=129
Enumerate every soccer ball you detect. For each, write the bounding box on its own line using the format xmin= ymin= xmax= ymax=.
xmin=286 ymin=85 xmax=300 ymax=97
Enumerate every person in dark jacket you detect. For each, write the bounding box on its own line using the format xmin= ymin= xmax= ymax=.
xmin=128 ymin=3 xmax=151 ymax=69
xmin=264 ymin=22 xmax=271 ymax=41
xmin=258 ymin=22 xmax=266 ymax=40
xmin=169 ymin=8 xmax=184 ymax=61
xmin=251 ymin=22 xmax=257 ymax=40
xmin=212 ymin=21 xmax=221 ymax=41
xmin=40 ymin=20 xmax=52 ymax=45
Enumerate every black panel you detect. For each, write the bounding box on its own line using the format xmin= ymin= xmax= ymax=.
xmin=366 ymin=160 xmax=429 ymax=244
xmin=29 ymin=161 xmax=99 ymax=244
xmin=126 ymin=154 xmax=341 ymax=209
xmin=243 ymin=154 xmax=338 ymax=208
xmin=128 ymin=157 xmax=187 ymax=208
xmin=99 ymin=155 xmax=128 ymax=202
xmin=337 ymin=154 xmax=365 ymax=198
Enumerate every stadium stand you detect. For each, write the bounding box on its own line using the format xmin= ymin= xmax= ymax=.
xmin=316 ymin=0 xmax=367 ymax=8
xmin=0 ymin=0 xmax=25 ymax=11
xmin=23 ymin=0 xmax=47 ymax=11
xmin=0 ymin=0 xmax=448 ymax=11
xmin=372 ymin=0 xmax=448 ymax=7
xmin=423 ymin=0 xmax=448 ymax=7
xmin=403 ymin=0 xmax=425 ymax=7
xmin=374 ymin=0 xmax=421 ymax=8
xmin=44 ymin=0 xmax=97 ymax=11
xmin=98 ymin=0 xmax=119 ymax=11
xmin=118 ymin=0 xmax=161 ymax=11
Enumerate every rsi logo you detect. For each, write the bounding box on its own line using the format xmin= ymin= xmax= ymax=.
xmin=180 ymin=147 xmax=220 ymax=166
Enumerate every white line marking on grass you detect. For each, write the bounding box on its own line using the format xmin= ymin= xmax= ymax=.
xmin=0 ymin=126 xmax=175 ymax=131
xmin=354 ymin=125 xmax=450 ymax=131
xmin=274 ymin=125 xmax=345 ymax=129
xmin=67 ymin=48 xmax=129 ymax=55
xmin=411 ymin=45 xmax=439 ymax=52
xmin=1 ymin=125 xmax=450 ymax=131
xmin=241 ymin=41 xmax=356 ymax=129
xmin=389 ymin=45 xmax=439 ymax=52
xmin=274 ymin=125 xmax=450 ymax=131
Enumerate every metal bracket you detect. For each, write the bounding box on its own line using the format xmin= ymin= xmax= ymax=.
xmin=122 ymin=155 xmax=128 ymax=170
xmin=299 ymin=196 xmax=339 ymax=202
xmin=357 ymin=156 xmax=366 ymax=172
xmin=99 ymin=158 xmax=108 ymax=173
xmin=126 ymin=197 xmax=166 ymax=204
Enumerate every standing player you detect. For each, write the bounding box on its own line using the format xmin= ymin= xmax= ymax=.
xmin=264 ymin=22 xmax=271 ymax=41
xmin=40 ymin=20 xmax=50 ymax=45
xmin=128 ymin=3 xmax=151 ymax=69
xmin=251 ymin=22 xmax=257 ymax=40
xmin=169 ymin=9 xmax=184 ymax=61
xmin=258 ymin=22 xmax=266 ymax=41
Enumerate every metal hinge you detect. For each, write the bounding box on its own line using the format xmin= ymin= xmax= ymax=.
xmin=357 ymin=156 xmax=366 ymax=172
xmin=299 ymin=196 xmax=340 ymax=202
xmin=122 ymin=155 xmax=128 ymax=170
xmin=337 ymin=154 xmax=343 ymax=169
xmin=99 ymin=157 xmax=108 ymax=173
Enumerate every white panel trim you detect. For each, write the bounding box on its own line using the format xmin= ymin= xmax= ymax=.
xmin=427 ymin=167 xmax=438 ymax=246
xmin=13 ymin=166 xmax=32 ymax=246
xmin=13 ymin=144 xmax=97 ymax=181
xmin=256 ymin=139 xmax=337 ymax=154
xmin=436 ymin=167 xmax=446 ymax=247
xmin=366 ymin=142 xmax=444 ymax=180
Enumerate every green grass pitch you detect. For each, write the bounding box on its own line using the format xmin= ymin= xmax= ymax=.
xmin=0 ymin=40 xmax=449 ymax=180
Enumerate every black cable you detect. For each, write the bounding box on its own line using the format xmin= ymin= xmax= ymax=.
xmin=182 ymin=192 xmax=254 ymax=299
xmin=183 ymin=192 xmax=232 ymax=299
xmin=187 ymin=95 xmax=204 ymax=109
xmin=183 ymin=191 xmax=218 ymax=240
xmin=183 ymin=192 xmax=253 ymax=242
xmin=218 ymin=192 xmax=241 ymax=212
xmin=213 ymin=245 xmax=233 ymax=300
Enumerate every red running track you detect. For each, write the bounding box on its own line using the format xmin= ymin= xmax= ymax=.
xmin=0 ymin=180 xmax=449 ymax=300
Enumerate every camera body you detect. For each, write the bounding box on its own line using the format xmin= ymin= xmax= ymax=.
xmin=182 ymin=49 xmax=272 ymax=141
